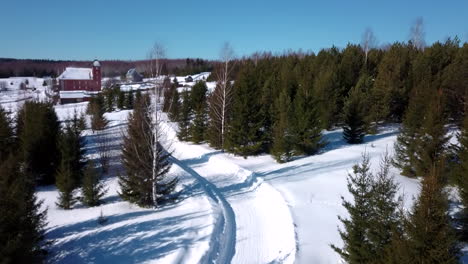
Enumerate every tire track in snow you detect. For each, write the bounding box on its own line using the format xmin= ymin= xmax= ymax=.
xmin=170 ymin=156 xmax=236 ymax=264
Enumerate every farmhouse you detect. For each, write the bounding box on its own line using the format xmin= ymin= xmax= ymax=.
xmin=126 ymin=68 xmax=143 ymax=82
xmin=58 ymin=60 xmax=102 ymax=104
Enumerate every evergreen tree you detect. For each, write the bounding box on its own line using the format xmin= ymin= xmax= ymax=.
xmin=177 ymin=90 xmax=192 ymax=141
xmin=403 ymin=166 xmax=459 ymax=263
xmin=271 ymin=89 xmax=294 ymax=163
xmin=0 ymin=106 xmax=15 ymax=163
xmin=291 ymin=84 xmax=323 ymax=155
xmin=17 ymin=101 xmax=60 ymax=184
xmin=103 ymin=87 xmax=115 ymax=112
xmin=168 ymin=89 xmax=180 ymax=122
xmin=342 ymin=85 xmax=366 ymax=144
xmin=117 ymin=89 xmax=125 ymax=109
xmin=0 ymin=155 xmax=47 ymax=263
xmin=119 ymin=94 xmax=178 ymax=207
xmin=125 ymin=90 xmax=134 ymax=109
xmin=81 ymin=160 xmax=106 ymax=207
xmin=89 ymin=94 xmax=108 ymax=131
xmin=331 ymin=154 xmax=374 ymax=264
xmin=55 ymin=161 xmax=76 ymax=209
xmin=189 ymin=81 xmax=208 ymax=143
xmin=226 ymin=62 xmax=264 ymax=157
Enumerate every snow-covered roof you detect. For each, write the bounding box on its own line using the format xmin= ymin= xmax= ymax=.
xmin=58 ymin=67 xmax=93 ymax=80
xmin=59 ymin=90 xmax=87 ymax=99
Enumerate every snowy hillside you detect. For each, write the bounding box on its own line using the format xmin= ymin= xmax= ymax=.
xmin=24 ymin=99 xmax=430 ymax=264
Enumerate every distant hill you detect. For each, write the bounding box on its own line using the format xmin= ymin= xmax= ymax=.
xmin=0 ymin=58 xmax=215 ymax=78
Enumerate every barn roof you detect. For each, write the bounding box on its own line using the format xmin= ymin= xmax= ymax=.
xmin=58 ymin=67 xmax=93 ymax=80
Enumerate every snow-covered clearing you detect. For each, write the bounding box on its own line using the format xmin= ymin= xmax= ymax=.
xmin=28 ymin=99 xmax=425 ymax=264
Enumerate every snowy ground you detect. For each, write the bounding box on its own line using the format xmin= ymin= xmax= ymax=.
xmin=38 ymin=99 xmax=424 ymax=264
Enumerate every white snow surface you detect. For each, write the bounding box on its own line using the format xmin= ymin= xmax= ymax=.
xmin=57 ymin=67 xmax=93 ymax=80
xmin=23 ymin=93 xmax=428 ymax=264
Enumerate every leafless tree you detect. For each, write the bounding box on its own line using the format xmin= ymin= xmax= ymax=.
xmin=209 ymin=42 xmax=235 ymax=150
xmin=147 ymin=41 xmax=168 ymax=208
xmin=410 ymin=17 xmax=426 ymax=51
xmin=361 ymin=27 xmax=377 ymax=64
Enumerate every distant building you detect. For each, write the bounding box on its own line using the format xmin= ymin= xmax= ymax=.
xmin=185 ymin=76 xmax=193 ymax=82
xmin=126 ymin=68 xmax=143 ymax=82
xmin=58 ymin=60 xmax=102 ymax=104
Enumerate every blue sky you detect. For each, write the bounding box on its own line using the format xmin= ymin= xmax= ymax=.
xmin=1 ymin=0 xmax=467 ymax=60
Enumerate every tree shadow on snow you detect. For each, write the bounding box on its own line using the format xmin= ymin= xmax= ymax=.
xmin=47 ymin=210 xmax=211 ymax=263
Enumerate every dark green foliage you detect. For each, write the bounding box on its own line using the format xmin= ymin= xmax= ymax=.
xmin=402 ymin=167 xmax=459 ymax=264
xmin=103 ymin=87 xmax=115 ymax=112
xmin=189 ymin=81 xmax=208 ymax=143
xmin=0 ymin=106 xmax=15 ymax=163
xmin=0 ymin=155 xmax=47 ymax=263
xmin=125 ymin=90 xmax=134 ymax=109
xmin=81 ymin=160 xmax=106 ymax=207
xmin=17 ymin=101 xmax=60 ymax=184
xmin=177 ymin=90 xmax=192 ymax=141
xmin=332 ymin=153 xmax=402 ymax=264
xmin=331 ymin=154 xmax=374 ymax=263
xmin=117 ymin=89 xmax=125 ymax=109
xmin=271 ymin=89 xmax=293 ymax=162
xmin=291 ymin=84 xmax=323 ymax=155
xmin=168 ymin=89 xmax=180 ymax=122
xmin=342 ymin=85 xmax=366 ymax=144
xmin=226 ymin=62 xmax=264 ymax=157
xmin=88 ymin=94 xmax=108 ymax=131
xmin=119 ymin=94 xmax=178 ymax=207
xmin=55 ymin=161 xmax=76 ymax=209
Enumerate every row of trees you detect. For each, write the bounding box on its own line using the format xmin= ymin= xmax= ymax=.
xmin=333 ymin=154 xmax=459 ymax=264
xmin=166 ymin=39 xmax=467 ymax=164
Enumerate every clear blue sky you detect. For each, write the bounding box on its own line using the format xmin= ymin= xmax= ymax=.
xmin=1 ymin=0 xmax=467 ymax=60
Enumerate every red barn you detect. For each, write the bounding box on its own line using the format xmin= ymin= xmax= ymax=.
xmin=58 ymin=60 xmax=102 ymax=104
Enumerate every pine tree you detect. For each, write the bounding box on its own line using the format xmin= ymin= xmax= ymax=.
xmin=103 ymin=87 xmax=115 ymax=112
xmin=125 ymin=90 xmax=134 ymax=109
xmin=177 ymin=90 xmax=192 ymax=141
xmin=119 ymin=94 xmax=178 ymax=207
xmin=291 ymin=84 xmax=323 ymax=155
xmin=189 ymin=81 xmax=208 ymax=143
xmin=168 ymin=89 xmax=180 ymax=122
xmin=403 ymin=166 xmax=459 ymax=263
xmin=271 ymin=89 xmax=294 ymax=163
xmin=55 ymin=161 xmax=76 ymax=209
xmin=342 ymin=85 xmax=366 ymax=144
xmin=226 ymin=62 xmax=264 ymax=157
xmin=331 ymin=154 xmax=374 ymax=264
xmin=0 ymin=155 xmax=47 ymax=263
xmin=81 ymin=160 xmax=106 ymax=207
xmin=17 ymin=101 xmax=60 ymax=184
xmin=117 ymin=89 xmax=125 ymax=109
xmin=89 ymin=94 xmax=108 ymax=131
xmin=0 ymin=106 xmax=14 ymax=163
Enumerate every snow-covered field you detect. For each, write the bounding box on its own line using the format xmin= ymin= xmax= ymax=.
xmin=0 ymin=78 xmax=430 ymax=263
xmin=32 ymin=99 xmax=425 ymax=264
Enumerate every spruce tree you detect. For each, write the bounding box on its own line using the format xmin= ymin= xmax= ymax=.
xmin=89 ymin=94 xmax=108 ymax=131
xmin=271 ymin=89 xmax=294 ymax=163
xmin=403 ymin=166 xmax=459 ymax=263
xmin=291 ymin=84 xmax=323 ymax=155
xmin=125 ymin=90 xmax=134 ymax=109
xmin=119 ymin=94 xmax=178 ymax=207
xmin=226 ymin=62 xmax=264 ymax=157
xmin=189 ymin=81 xmax=208 ymax=143
xmin=117 ymin=89 xmax=125 ymax=109
xmin=0 ymin=106 xmax=14 ymax=163
xmin=0 ymin=155 xmax=47 ymax=263
xmin=17 ymin=101 xmax=60 ymax=184
xmin=342 ymin=85 xmax=366 ymax=144
xmin=55 ymin=161 xmax=76 ymax=209
xmin=177 ymin=90 xmax=192 ymax=141
xmin=331 ymin=154 xmax=374 ymax=264
xmin=168 ymin=89 xmax=180 ymax=122
xmin=81 ymin=160 xmax=106 ymax=207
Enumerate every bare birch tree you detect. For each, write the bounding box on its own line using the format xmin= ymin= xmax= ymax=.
xmin=209 ymin=42 xmax=235 ymax=150
xmin=361 ymin=28 xmax=377 ymax=65
xmin=410 ymin=17 xmax=426 ymax=51
xmin=96 ymin=130 xmax=111 ymax=174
